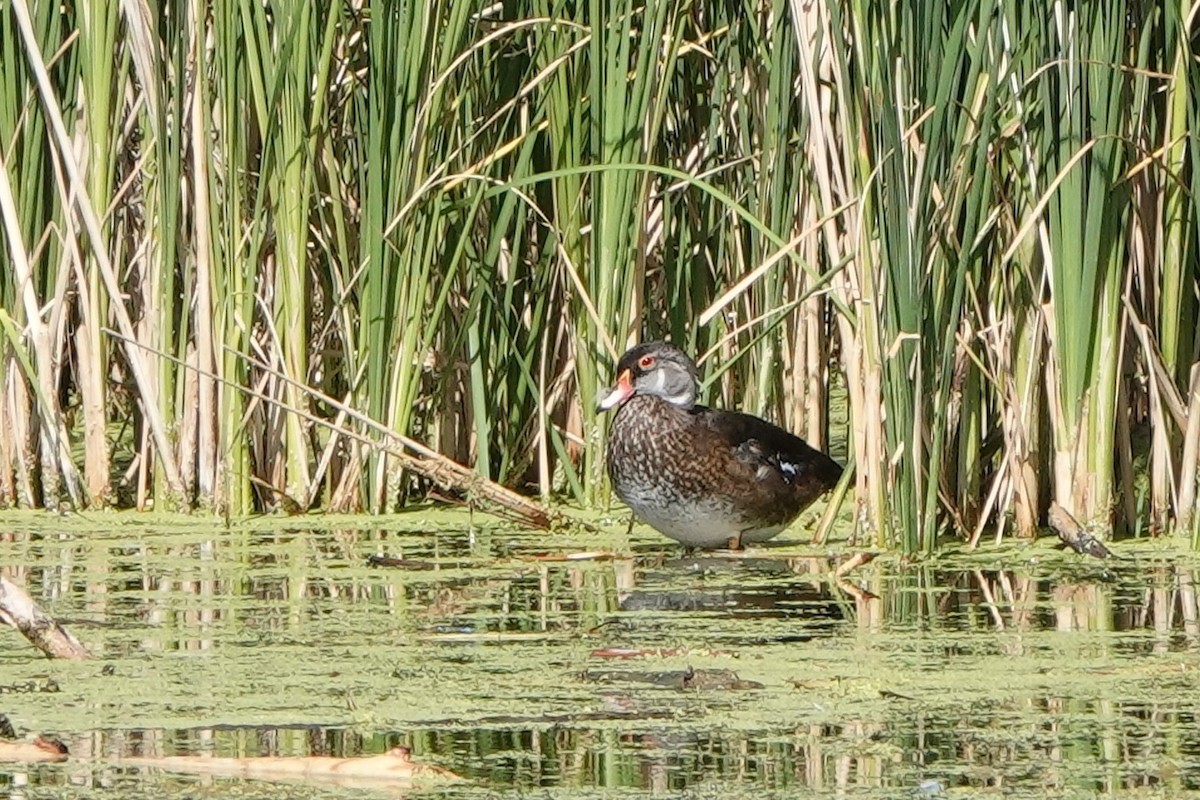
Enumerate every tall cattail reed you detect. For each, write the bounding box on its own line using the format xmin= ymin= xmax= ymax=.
xmin=0 ymin=0 xmax=1196 ymax=549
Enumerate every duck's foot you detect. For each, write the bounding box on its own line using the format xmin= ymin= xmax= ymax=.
xmin=725 ymin=534 xmax=744 ymax=551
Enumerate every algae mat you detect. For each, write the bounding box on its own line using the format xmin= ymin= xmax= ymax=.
xmin=1 ymin=510 xmax=1199 ymax=798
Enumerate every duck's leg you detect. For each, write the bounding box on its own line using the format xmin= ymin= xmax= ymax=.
xmin=725 ymin=533 xmax=744 ymax=551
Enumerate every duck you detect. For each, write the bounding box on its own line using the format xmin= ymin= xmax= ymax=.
xmin=597 ymin=341 xmax=843 ymax=549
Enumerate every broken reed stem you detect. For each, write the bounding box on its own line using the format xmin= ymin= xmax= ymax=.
xmin=235 ymin=353 xmax=564 ymax=529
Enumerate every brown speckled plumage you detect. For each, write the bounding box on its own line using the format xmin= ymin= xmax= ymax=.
xmin=599 ymin=342 xmax=843 ymax=549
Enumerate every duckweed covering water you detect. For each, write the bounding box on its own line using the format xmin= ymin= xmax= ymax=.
xmin=1 ymin=510 xmax=1199 ymax=798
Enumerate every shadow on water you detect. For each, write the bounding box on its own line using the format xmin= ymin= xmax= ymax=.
xmin=2 ymin=515 xmax=1200 ymax=798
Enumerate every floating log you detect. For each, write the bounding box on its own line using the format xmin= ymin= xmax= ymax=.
xmin=0 ymin=575 xmax=90 ymax=659
xmin=0 ymin=737 xmax=69 ymax=763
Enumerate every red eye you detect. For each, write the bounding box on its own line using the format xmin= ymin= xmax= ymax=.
xmin=638 ymin=355 xmax=655 ymax=369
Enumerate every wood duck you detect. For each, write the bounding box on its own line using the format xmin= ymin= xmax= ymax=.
xmin=598 ymin=341 xmax=843 ymax=549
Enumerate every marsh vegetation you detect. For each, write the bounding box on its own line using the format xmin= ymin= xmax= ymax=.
xmin=0 ymin=1 xmax=1198 ymax=551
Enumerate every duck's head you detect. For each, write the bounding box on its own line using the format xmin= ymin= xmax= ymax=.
xmin=596 ymin=341 xmax=699 ymax=412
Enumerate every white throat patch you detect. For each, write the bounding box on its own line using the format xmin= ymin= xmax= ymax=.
xmin=660 ymin=389 xmax=693 ymax=407
xmin=648 ymin=370 xmax=692 ymax=407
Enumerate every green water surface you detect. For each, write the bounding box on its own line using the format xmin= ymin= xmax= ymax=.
xmin=1 ymin=509 xmax=1199 ymax=799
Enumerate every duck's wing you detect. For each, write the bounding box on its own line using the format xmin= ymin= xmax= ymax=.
xmin=691 ymin=406 xmax=844 ymax=490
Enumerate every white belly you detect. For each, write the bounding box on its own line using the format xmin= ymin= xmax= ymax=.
xmin=619 ymin=487 xmax=785 ymax=548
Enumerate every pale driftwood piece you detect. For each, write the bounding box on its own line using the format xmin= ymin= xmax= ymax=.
xmin=116 ymin=746 xmax=459 ymax=786
xmin=1048 ymin=503 xmax=1112 ymax=559
xmin=0 ymin=737 xmax=68 ymax=763
xmin=0 ymin=736 xmax=457 ymax=788
xmin=0 ymin=575 xmax=90 ymax=659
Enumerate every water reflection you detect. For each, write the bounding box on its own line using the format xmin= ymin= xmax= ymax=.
xmin=1 ymin=522 xmax=1200 ymax=798
xmin=7 ymin=710 xmax=1200 ymax=797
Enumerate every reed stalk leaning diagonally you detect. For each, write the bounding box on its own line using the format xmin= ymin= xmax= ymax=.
xmin=0 ymin=0 xmax=1197 ymax=549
